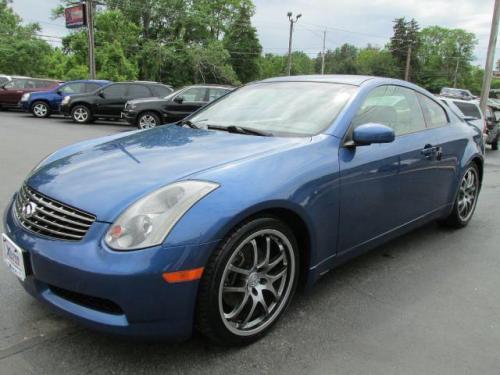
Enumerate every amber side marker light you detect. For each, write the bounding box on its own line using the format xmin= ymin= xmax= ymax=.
xmin=162 ymin=267 xmax=204 ymax=283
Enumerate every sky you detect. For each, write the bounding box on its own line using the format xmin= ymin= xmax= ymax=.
xmin=10 ymin=0 xmax=499 ymax=66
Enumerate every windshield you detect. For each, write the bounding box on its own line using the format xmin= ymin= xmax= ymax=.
xmin=189 ymin=82 xmax=356 ymax=136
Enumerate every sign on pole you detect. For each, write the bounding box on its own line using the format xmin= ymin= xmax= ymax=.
xmin=64 ymin=4 xmax=87 ymax=29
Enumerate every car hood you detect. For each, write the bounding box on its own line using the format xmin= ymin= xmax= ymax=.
xmin=27 ymin=125 xmax=304 ymax=221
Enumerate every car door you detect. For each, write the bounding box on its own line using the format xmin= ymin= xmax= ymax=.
xmin=164 ymin=87 xmax=208 ymax=122
xmin=95 ymin=84 xmax=128 ymax=117
xmin=415 ymin=93 xmax=460 ymax=210
xmin=338 ymin=85 xmax=429 ymax=254
xmin=0 ymin=79 xmax=27 ymax=105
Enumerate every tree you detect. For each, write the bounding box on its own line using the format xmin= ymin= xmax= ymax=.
xmin=417 ymin=26 xmax=477 ymax=92
xmin=258 ymin=53 xmax=286 ymax=79
xmin=357 ymin=46 xmax=400 ymax=77
xmin=0 ymin=0 xmax=58 ymax=76
xmin=317 ymin=43 xmax=358 ymax=74
xmin=389 ymin=17 xmax=420 ymax=80
xmin=224 ymin=5 xmax=262 ymax=83
xmin=188 ymin=41 xmax=239 ymax=84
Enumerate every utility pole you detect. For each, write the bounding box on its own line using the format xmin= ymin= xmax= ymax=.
xmin=453 ymin=58 xmax=460 ymax=88
xmin=85 ymin=0 xmax=96 ymax=79
xmin=404 ymin=44 xmax=412 ymax=81
xmin=321 ymin=30 xmax=326 ymax=75
xmin=287 ymin=12 xmax=302 ymax=76
xmin=480 ymin=0 xmax=500 ymax=116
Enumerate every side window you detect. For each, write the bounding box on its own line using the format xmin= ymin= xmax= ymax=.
xmin=151 ymin=85 xmax=173 ymax=97
xmin=85 ymin=83 xmax=101 ymax=92
xmin=179 ymin=87 xmax=207 ymax=102
xmin=452 ymin=101 xmax=481 ymax=119
xmin=208 ymin=88 xmax=229 ymax=102
xmin=102 ymin=84 xmax=127 ymax=98
xmin=60 ymin=83 xmax=85 ymax=94
xmin=4 ymin=79 xmax=25 ymax=89
xmin=418 ymin=94 xmax=448 ymax=128
xmin=352 ymin=85 xmax=426 ymax=136
xmin=128 ymin=84 xmax=152 ymax=99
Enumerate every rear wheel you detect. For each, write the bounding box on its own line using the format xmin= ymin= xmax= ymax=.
xmin=197 ymin=216 xmax=299 ymax=346
xmin=71 ymin=105 xmax=93 ymax=124
xmin=440 ymin=163 xmax=480 ymax=228
xmin=137 ymin=111 xmax=160 ymax=129
xmin=31 ymin=101 xmax=50 ymax=118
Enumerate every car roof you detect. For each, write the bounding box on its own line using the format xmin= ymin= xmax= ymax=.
xmin=63 ymin=80 xmax=110 ymax=84
xmin=259 ymin=74 xmax=376 ymax=86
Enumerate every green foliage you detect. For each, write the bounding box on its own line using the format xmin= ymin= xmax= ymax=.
xmin=389 ymin=17 xmax=420 ymax=79
xmin=357 ymin=46 xmax=400 ymax=77
xmin=224 ymin=5 xmax=261 ymax=82
xmin=257 ymin=54 xmax=286 ymax=79
xmin=318 ymin=43 xmax=359 ymax=74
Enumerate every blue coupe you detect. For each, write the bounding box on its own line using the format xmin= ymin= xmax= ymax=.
xmin=2 ymin=75 xmax=483 ymax=345
xmin=20 ymin=80 xmax=110 ymax=118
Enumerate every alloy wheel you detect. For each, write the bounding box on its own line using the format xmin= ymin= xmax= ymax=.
xmin=457 ymin=167 xmax=479 ymax=221
xmin=33 ymin=103 xmax=48 ymax=117
xmin=139 ymin=114 xmax=157 ymax=129
xmin=73 ymin=107 xmax=89 ymax=122
xmin=218 ymin=229 xmax=295 ymax=336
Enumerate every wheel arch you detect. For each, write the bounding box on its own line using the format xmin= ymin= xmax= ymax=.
xmin=30 ymin=99 xmax=50 ymax=110
xmin=136 ymin=109 xmax=162 ymax=126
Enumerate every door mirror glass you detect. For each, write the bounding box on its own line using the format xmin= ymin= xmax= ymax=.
xmin=98 ymin=91 xmax=105 ymax=98
xmin=352 ymin=123 xmax=395 ymax=146
xmin=174 ymin=96 xmax=184 ymax=104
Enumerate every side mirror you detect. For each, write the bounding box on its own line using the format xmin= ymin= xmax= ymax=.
xmin=98 ymin=91 xmax=105 ymax=98
xmin=173 ymin=96 xmax=184 ymax=104
xmin=56 ymin=90 xmax=63 ymax=96
xmin=351 ymin=123 xmax=395 ymax=146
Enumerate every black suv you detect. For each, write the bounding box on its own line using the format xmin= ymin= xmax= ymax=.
xmin=61 ymin=81 xmax=173 ymax=123
xmin=122 ymin=84 xmax=234 ymax=129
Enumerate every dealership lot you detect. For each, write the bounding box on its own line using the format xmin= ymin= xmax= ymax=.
xmin=1 ymin=111 xmax=500 ymax=374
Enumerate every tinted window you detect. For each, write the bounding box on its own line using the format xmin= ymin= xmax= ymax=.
xmin=208 ymin=88 xmax=230 ymax=101
xmin=60 ymin=83 xmax=86 ymax=94
xmin=85 ymin=83 xmax=101 ymax=92
xmin=418 ymin=94 xmax=448 ymax=128
xmin=151 ymin=85 xmax=173 ymax=97
xmin=352 ymin=85 xmax=426 ymax=136
xmin=179 ymin=87 xmax=207 ymax=102
xmin=128 ymin=84 xmax=152 ymax=99
xmin=101 ymin=84 xmax=127 ymax=98
xmin=4 ymin=79 xmax=27 ymax=89
xmin=453 ymin=101 xmax=481 ymax=119
xmin=34 ymin=80 xmax=54 ymax=88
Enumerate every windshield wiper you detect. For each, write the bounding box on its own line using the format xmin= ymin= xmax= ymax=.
xmin=207 ymin=124 xmax=272 ymax=137
xmin=178 ymin=119 xmax=200 ymax=129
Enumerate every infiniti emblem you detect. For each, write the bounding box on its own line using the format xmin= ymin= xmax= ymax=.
xmin=22 ymin=201 xmax=38 ymax=219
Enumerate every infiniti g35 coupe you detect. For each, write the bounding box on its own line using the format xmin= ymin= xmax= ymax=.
xmin=2 ymin=75 xmax=483 ymax=345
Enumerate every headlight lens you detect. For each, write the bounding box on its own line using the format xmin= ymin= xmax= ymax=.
xmin=105 ymin=181 xmax=219 ymax=250
xmin=61 ymin=96 xmax=71 ymax=105
xmin=21 ymin=93 xmax=30 ymax=101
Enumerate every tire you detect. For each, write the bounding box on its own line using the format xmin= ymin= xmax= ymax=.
xmin=440 ymin=163 xmax=480 ymax=228
xmin=492 ymin=135 xmax=498 ymax=150
xmin=71 ymin=104 xmax=93 ymax=124
xmin=31 ymin=101 xmax=51 ymax=118
xmin=196 ymin=216 xmax=299 ymax=346
xmin=137 ymin=111 xmax=160 ymax=129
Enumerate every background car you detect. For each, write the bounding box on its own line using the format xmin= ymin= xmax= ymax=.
xmin=438 ymin=96 xmax=485 ymax=131
xmin=19 ymin=80 xmax=111 ymax=118
xmin=123 ymin=84 xmax=234 ymax=129
xmin=60 ymin=81 xmax=173 ymax=123
xmin=440 ymin=87 xmax=475 ymax=101
xmin=0 ymin=77 xmax=59 ymax=110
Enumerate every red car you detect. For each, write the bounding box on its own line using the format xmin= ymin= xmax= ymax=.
xmin=0 ymin=77 xmax=60 ymax=110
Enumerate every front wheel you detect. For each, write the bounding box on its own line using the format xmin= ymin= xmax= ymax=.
xmin=31 ymin=101 xmax=51 ymax=118
xmin=71 ymin=105 xmax=93 ymax=124
xmin=137 ymin=111 xmax=160 ymax=129
xmin=440 ymin=163 xmax=480 ymax=228
xmin=197 ymin=216 xmax=299 ymax=346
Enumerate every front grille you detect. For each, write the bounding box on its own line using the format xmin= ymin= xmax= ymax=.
xmin=49 ymin=285 xmax=123 ymax=315
xmin=15 ymin=184 xmax=96 ymax=241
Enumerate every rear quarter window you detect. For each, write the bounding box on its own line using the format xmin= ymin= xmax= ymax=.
xmin=453 ymin=101 xmax=481 ymax=119
xmin=418 ymin=94 xmax=448 ymax=128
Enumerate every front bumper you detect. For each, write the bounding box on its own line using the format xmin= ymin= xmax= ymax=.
xmin=122 ymin=109 xmax=138 ymax=125
xmin=60 ymin=103 xmax=71 ymax=116
xmin=19 ymin=101 xmax=30 ymax=112
xmin=3 ymin=197 xmax=216 ymax=340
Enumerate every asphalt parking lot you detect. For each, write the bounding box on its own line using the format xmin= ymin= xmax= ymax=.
xmin=1 ymin=111 xmax=500 ymax=375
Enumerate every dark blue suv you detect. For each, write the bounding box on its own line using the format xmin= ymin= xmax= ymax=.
xmin=20 ymin=80 xmax=110 ymax=118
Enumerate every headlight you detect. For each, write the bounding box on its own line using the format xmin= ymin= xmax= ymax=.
xmin=21 ymin=93 xmax=30 ymax=101
xmin=126 ymin=102 xmax=136 ymax=110
xmin=105 ymin=181 xmax=219 ymax=250
xmin=61 ymin=96 xmax=71 ymax=105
